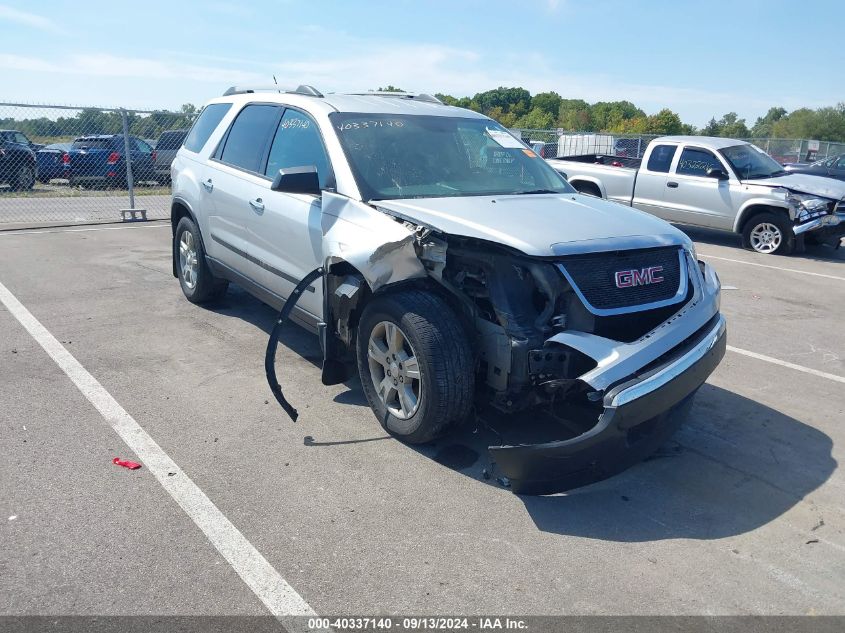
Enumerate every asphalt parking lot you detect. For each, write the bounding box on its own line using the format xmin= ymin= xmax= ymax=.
xmin=1 ymin=221 xmax=844 ymax=618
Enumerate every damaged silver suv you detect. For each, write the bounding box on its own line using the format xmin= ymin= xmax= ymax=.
xmin=170 ymin=86 xmax=726 ymax=494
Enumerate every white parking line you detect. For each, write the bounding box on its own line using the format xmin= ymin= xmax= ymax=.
xmin=699 ymin=253 xmax=845 ymax=282
xmin=0 ymin=278 xmax=316 ymax=619
xmin=727 ymin=345 xmax=845 ymax=384
xmin=0 ymin=223 xmax=169 ymax=237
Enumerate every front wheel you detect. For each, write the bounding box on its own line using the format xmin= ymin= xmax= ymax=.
xmin=742 ymin=212 xmax=795 ymax=255
xmin=356 ymin=290 xmax=474 ymax=444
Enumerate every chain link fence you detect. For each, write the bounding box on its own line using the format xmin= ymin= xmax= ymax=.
xmin=0 ymin=102 xmax=196 ymax=228
xmin=2 ymin=101 xmax=845 ymax=229
xmin=513 ymin=128 xmax=845 ymax=163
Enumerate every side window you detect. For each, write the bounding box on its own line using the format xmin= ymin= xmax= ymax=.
xmin=184 ymin=103 xmax=232 ymax=153
xmin=265 ymin=109 xmax=331 ymax=188
xmin=14 ymin=132 xmax=29 ymax=145
xmin=134 ymin=138 xmax=153 ymax=154
xmin=835 ymin=156 xmax=845 ymax=170
xmin=676 ymin=148 xmax=722 ymax=177
xmin=646 ymin=145 xmax=677 ymax=173
xmin=218 ymin=104 xmax=281 ymax=173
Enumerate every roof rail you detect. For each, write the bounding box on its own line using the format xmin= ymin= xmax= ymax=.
xmin=222 ymin=85 xmax=324 ymax=98
xmin=346 ymin=91 xmax=444 ymax=105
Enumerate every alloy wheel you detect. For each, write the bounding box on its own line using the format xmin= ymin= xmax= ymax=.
xmin=366 ymin=320 xmax=422 ymax=419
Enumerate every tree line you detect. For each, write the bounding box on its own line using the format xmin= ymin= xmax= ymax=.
xmin=433 ymin=87 xmax=845 ymax=142
xmin=0 ymin=104 xmax=198 ymax=143
xmin=5 ymin=90 xmax=845 ymax=143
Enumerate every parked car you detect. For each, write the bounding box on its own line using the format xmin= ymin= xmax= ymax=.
xmin=153 ymin=129 xmax=189 ymax=182
xmin=0 ymin=131 xmax=37 ymax=190
xmin=66 ymin=134 xmax=156 ymax=188
xmin=169 ymin=87 xmax=725 ymax=494
xmin=784 ymin=153 xmax=845 ymax=182
xmin=548 ymin=136 xmax=845 ymax=254
xmin=35 ymin=142 xmax=71 ymax=183
xmin=0 ymin=129 xmax=44 ymax=151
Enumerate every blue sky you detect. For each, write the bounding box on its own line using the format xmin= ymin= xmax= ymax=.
xmin=1 ymin=0 xmax=842 ymax=127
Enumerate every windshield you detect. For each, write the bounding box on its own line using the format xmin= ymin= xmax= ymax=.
xmin=719 ymin=144 xmax=787 ymax=180
xmin=330 ymin=113 xmax=574 ymax=200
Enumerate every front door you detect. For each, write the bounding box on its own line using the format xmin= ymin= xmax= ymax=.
xmin=662 ymin=146 xmax=737 ymax=229
xmin=249 ymin=108 xmax=333 ymax=319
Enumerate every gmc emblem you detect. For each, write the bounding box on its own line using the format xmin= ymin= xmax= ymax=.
xmin=615 ymin=266 xmax=664 ymax=288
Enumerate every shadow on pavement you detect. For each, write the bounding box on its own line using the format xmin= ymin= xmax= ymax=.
xmin=415 ymin=383 xmax=835 ymax=542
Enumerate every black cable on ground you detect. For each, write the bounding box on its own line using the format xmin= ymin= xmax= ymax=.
xmin=265 ymin=267 xmax=324 ymax=421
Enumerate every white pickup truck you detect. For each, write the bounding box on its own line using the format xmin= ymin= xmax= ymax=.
xmin=548 ymin=136 xmax=845 ymax=254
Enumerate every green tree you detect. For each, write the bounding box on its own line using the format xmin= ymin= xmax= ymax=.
xmin=513 ymin=107 xmax=555 ymax=130
xmin=376 ymin=85 xmax=405 ymax=92
xmin=644 ymin=109 xmax=684 ymax=135
xmin=750 ymin=107 xmax=787 ymax=137
xmin=531 ymin=91 xmax=563 ymax=118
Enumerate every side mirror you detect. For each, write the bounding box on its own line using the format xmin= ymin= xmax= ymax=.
xmin=271 ymin=165 xmax=321 ymax=195
xmin=706 ymin=167 xmax=729 ymax=180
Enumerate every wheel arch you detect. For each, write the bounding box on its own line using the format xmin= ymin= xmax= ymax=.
xmin=171 ymin=198 xmax=199 ymax=278
xmin=734 ymin=201 xmax=791 ymax=233
xmin=568 ymin=176 xmax=605 ymax=198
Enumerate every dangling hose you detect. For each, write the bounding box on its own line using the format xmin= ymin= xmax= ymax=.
xmin=265 ymin=267 xmax=324 ymax=421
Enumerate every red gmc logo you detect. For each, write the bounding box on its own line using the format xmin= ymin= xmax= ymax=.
xmin=615 ymin=266 xmax=664 ymax=288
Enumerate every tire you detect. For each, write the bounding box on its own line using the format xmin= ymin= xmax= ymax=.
xmin=174 ymin=216 xmax=228 ymax=303
xmin=356 ymin=290 xmax=474 ymax=444
xmin=11 ymin=164 xmax=35 ymax=191
xmin=742 ymin=211 xmax=795 ymax=255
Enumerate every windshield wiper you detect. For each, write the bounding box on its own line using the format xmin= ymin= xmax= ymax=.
xmin=513 ymin=189 xmax=559 ymax=195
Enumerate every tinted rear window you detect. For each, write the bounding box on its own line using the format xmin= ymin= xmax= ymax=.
xmin=646 ymin=144 xmax=677 ymax=173
xmin=184 ymin=104 xmax=231 ymax=153
xmin=218 ymin=104 xmax=280 ymax=172
xmin=157 ymin=130 xmax=188 ymax=151
xmin=71 ymin=138 xmax=115 ymax=150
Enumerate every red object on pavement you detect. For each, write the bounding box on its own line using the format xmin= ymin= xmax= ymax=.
xmin=113 ymin=457 xmax=142 ymax=470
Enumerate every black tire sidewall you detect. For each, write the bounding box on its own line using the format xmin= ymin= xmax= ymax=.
xmin=356 ymin=291 xmax=473 ymax=444
xmin=743 ymin=212 xmax=794 ymax=255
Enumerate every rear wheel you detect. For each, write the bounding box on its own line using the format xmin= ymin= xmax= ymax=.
xmin=174 ymin=216 xmax=228 ymax=303
xmin=742 ymin=212 xmax=794 ymax=255
xmin=356 ymin=290 xmax=474 ymax=444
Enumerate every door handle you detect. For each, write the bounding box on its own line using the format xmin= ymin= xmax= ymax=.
xmin=202 ymin=178 xmax=213 ymax=192
xmin=249 ymin=197 xmax=265 ymax=212
xmin=667 ymin=181 xmax=679 ymax=188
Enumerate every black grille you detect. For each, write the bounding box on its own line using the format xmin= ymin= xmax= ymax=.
xmin=559 ymin=247 xmax=683 ymax=311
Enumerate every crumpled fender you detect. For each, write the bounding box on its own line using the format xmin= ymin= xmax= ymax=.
xmin=321 ymin=192 xmax=427 ymax=290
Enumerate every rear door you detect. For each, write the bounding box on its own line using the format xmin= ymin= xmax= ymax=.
xmin=248 ymin=107 xmax=333 ymax=318
xmin=661 ymin=145 xmax=737 ymax=229
xmin=203 ymin=103 xmax=282 ymax=279
xmin=631 ymin=143 xmax=677 ymax=217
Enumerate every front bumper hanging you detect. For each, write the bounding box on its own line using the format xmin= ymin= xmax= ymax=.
xmin=490 ymin=314 xmax=727 ymax=495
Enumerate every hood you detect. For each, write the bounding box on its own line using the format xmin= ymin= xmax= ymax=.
xmin=744 ymin=173 xmax=845 ymax=200
xmin=373 ymin=193 xmax=688 ymax=257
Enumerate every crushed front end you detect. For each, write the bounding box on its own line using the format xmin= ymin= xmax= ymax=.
xmin=434 ymin=234 xmax=725 ymax=494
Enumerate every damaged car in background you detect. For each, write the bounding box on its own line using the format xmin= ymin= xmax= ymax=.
xmin=548 ymin=136 xmax=845 ymax=255
xmin=170 ymin=87 xmax=726 ymax=494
